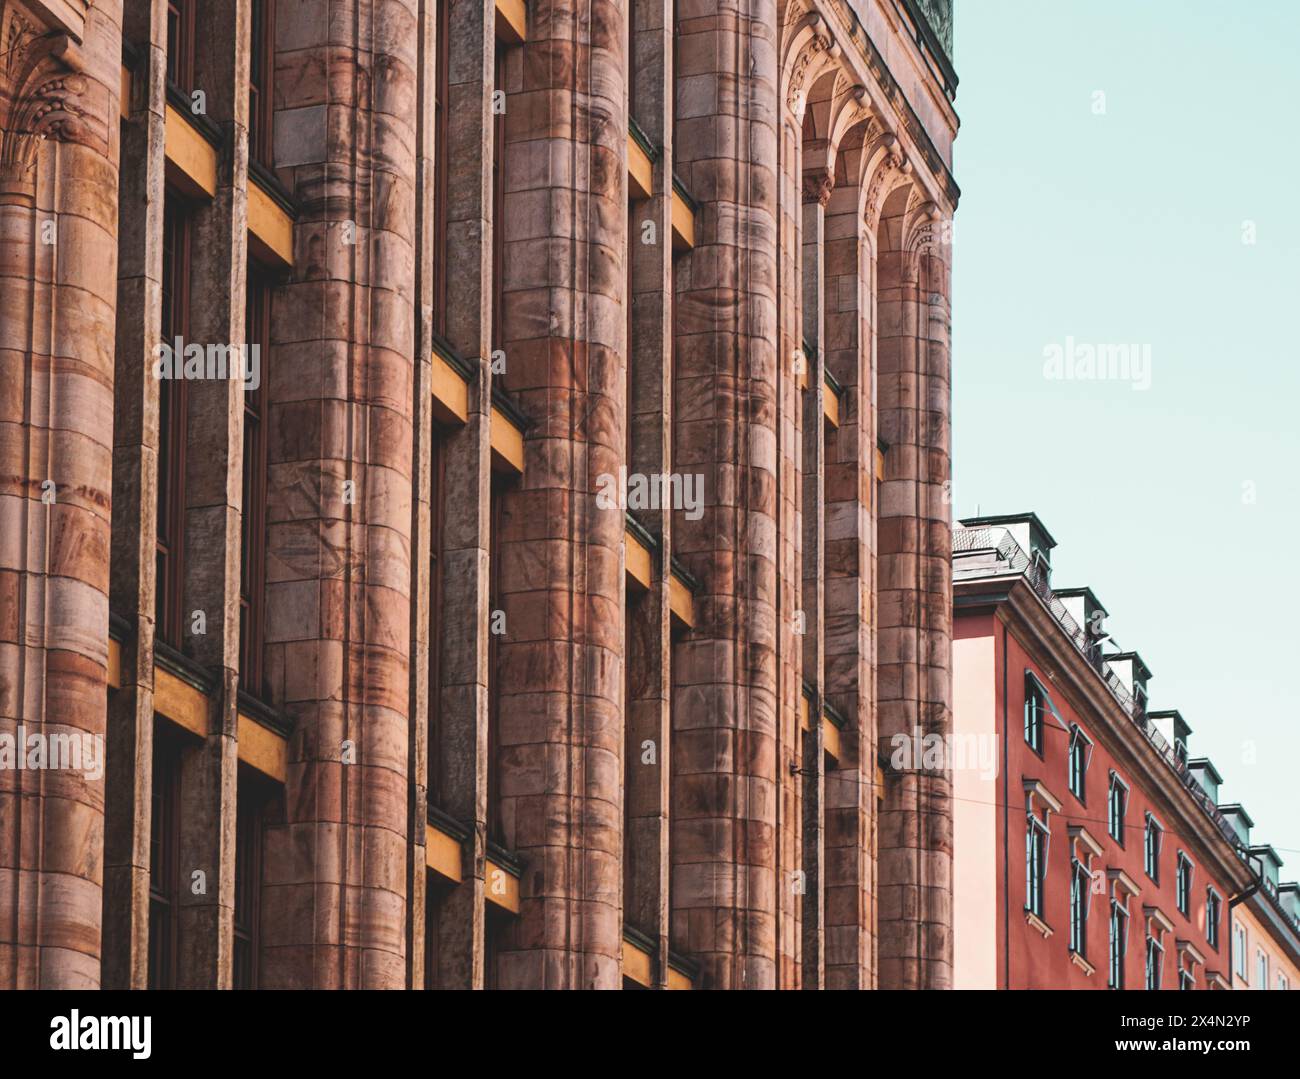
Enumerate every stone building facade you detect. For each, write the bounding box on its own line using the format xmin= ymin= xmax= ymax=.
xmin=0 ymin=0 xmax=958 ymax=989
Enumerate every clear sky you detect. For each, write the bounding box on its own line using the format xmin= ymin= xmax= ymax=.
xmin=952 ymin=1 xmax=1300 ymax=864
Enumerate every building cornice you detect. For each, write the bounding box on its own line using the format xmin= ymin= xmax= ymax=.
xmin=955 ymin=571 xmax=1254 ymax=895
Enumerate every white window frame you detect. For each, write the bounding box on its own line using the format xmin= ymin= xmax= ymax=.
xmin=1144 ymin=812 xmax=1163 ymax=883
xmin=1107 ymin=771 xmax=1127 ymax=845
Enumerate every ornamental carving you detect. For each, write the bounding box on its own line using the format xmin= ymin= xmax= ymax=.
xmin=0 ymin=2 xmax=89 ymax=199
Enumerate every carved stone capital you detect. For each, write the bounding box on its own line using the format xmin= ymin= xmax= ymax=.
xmin=0 ymin=1 xmax=90 ymax=201
xmin=802 ymin=168 xmax=834 ymax=207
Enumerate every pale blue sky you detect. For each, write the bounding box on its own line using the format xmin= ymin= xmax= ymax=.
xmin=952 ymin=1 xmax=1300 ymax=863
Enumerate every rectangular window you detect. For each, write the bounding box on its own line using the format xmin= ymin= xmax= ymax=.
xmin=1025 ymin=811 xmax=1049 ymax=919
xmin=166 ymin=0 xmax=196 ymax=89
xmin=1024 ymin=673 xmax=1046 ymax=754
xmin=1107 ymin=771 xmax=1127 ymax=845
xmin=233 ymin=778 xmax=265 ymax=989
xmin=1281 ymin=974 xmax=1290 ymax=991
xmin=148 ymin=735 xmax=182 ymax=989
xmin=1206 ymin=888 xmax=1220 ymax=951
xmin=1069 ymin=857 xmax=1089 ymax=958
xmin=1233 ymin=922 xmax=1247 ymax=978
xmin=486 ymin=480 xmax=505 ymax=843
xmin=427 ymin=436 xmax=445 ymax=806
xmin=1179 ymin=968 xmax=1194 ymax=991
xmin=1256 ymin=949 xmax=1268 ymax=990
xmin=1176 ymin=852 xmax=1193 ymax=916
xmin=432 ymin=0 xmax=450 ymax=337
xmin=239 ymin=269 xmax=271 ymax=696
xmin=1109 ymin=899 xmax=1128 ymax=989
xmin=157 ymin=198 xmax=191 ymax=647
xmin=1145 ymin=934 xmax=1163 ymax=990
xmin=248 ymin=0 xmax=276 ymax=167
xmin=1067 ymin=724 xmax=1089 ymax=802
xmin=1144 ymin=813 xmax=1162 ymax=883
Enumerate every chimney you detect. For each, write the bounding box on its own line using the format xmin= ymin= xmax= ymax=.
xmin=1218 ymin=803 xmax=1254 ymax=848
xmin=1187 ymin=757 xmax=1223 ymax=803
xmin=1148 ymin=709 xmax=1192 ymax=764
xmin=959 ymin=512 xmax=1057 ymax=581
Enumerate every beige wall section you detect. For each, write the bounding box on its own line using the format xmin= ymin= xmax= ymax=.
xmin=952 ymin=629 xmax=997 ymax=989
xmin=1233 ymin=901 xmax=1300 ymax=991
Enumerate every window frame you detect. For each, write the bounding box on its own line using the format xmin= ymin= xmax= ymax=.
xmin=1144 ymin=812 xmax=1163 ymax=884
xmin=239 ymin=266 xmax=271 ymax=696
xmin=1069 ymin=855 xmax=1090 ymax=959
xmin=166 ymin=0 xmax=197 ymax=91
xmin=1109 ymin=895 xmax=1129 ymax=989
xmin=1107 ymin=770 xmax=1127 ymax=846
xmin=1145 ymin=932 xmax=1164 ymax=990
xmin=1175 ymin=851 xmax=1193 ymax=917
xmin=157 ymin=198 xmax=192 ymax=648
xmin=1024 ymin=672 xmax=1047 ymax=756
xmin=1025 ymin=798 xmax=1051 ymax=920
xmin=1205 ymin=887 xmax=1221 ymax=951
xmin=148 ymin=733 xmax=183 ymax=989
xmin=1067 ymin=723 xmax=1091 ymax=803
xmin=248 ymin=0 xmax=276 ymax=167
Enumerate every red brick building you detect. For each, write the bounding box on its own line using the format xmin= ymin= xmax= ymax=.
xmin=0 ymin=0 xmax=959 ymax=988
xmin=952 ymin=514 xmax=1294 ymax=989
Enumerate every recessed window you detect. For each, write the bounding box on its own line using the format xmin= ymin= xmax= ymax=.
xmin=1256 ymin=949 xmax=1268 ymax=990
xmin=1176 ymin=852 xmax=1193 ymax=917
xmin=1069 ymin=856 xmax=1089 ymax=958
xmin=249 ymin=0 xmax=276 ymax=167
xmin=1144 ymin=813 xmax=1162 ymax=883
xmin=1107 ymin=771 xmax=1127 ymax=845
xmin=1145 ymin=933 xmax=1163 ymax=990
xmin=1179 ymin=967 xmax=1194 ymax=990
xmin=1067 ymin=724 xmax=1090 ymax=802
xmin=1206 ymin=888 xmax=1221 ymax=951
xmin=1109 ymin=896 xmax=1128 ymax=989
xmin=1025 ymin=800 xmax=1050 ymax=919
xmin=1233 ymin=922 xmax=1247 ymax=978
xmin=148 ymin=735 xmax=182 ymax=989
xmin=1024 ymin=673 xmax=1047 ymax=754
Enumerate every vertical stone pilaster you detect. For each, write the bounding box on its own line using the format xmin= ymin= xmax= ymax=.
xmin=0 ymin=0 xmax=123 ymax=989
xmin=172 ymin=0 xmax=252 ymax=990
xmin=798 ymin=186 xmax=825 ymax=989
xmin=260 ymin=0 xmax=418 ymax=989
xmin=624 ymin=0 xmax=674 ymax=984
xmin=493 ymin=0 xmax=627 ymax=990
xmin=821 ymin=154 xmax=876 ymax=988
xmin=876 ymin=188 xmax=953 ymax=990
xmin=104 ymin=0 xmax=167 ymax=991
xmin=429 ymin=0 xmax=494 ymax=990
xmin=671 ymin=0 xmax=780 ymax=990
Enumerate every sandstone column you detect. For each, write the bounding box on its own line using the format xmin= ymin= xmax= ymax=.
xmin=876 ymin=188 xmax=953 ymax=990
xmin=0 ymin=0 xmax=122 ymax=989
xmin=671 ymin=0 xmax=781 ymax=990
xmin=260 ymin=0 xmax=418 ymax=989
xmin=492 ymin=0 xmax=627 ymax=990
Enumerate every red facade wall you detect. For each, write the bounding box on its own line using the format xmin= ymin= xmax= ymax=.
xmin=957 ymin=612 xmax=1231 ymax=989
